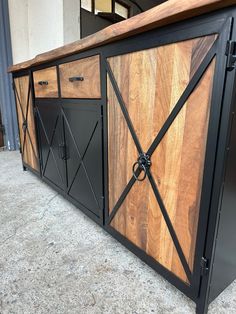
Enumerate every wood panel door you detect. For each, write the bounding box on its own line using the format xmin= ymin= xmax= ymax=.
xmin=14 ymin=75 xmax=39 ymax=171
xmin=106 ymin=35 xmax=218 ymax=285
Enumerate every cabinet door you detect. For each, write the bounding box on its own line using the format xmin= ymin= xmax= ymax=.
xmin=62 ymin=103 xmax=103 ymax=218
xmin=14 ymin=76 xmax=39 ymax=171
xmin=106 ymin=35 xmax=218 ymax=285
xmin=36 ymin=103 xmax=66 ymax=191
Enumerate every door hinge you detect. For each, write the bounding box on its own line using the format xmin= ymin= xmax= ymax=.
xmin=200 ymin=257 xmax=209 ymax=276
xmin=101 ymin=196 xmax=105 ymax=210
xmin=226 ymin=40 xmax=236 ymax=71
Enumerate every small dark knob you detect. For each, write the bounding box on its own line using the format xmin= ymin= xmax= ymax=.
xmin=69 ymin=76 xmax=84 ymax=82
xmin=22 ymin=120 xmax=27 ymax=133
xmin=38 ymin=81 xmax=48 ymax=86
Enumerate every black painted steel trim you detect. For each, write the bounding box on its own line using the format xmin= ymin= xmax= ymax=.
xmin=147 ymin=41 xmax=217 ymax=157
xmin=147 ymin=170 xmax=192 ymax=283
xmin=105 ymin=224 xmax=196 ymax=301
xmin=107 ymin=173 xmax=139 ymax=225
xmin=195 ymin=17 xmax=235 ymax=314
xmin=106 ymin=60 xmax=143 ymax=154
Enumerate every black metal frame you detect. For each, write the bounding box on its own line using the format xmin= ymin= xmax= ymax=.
xmin=11 ymin=6 xmax=236 ymax=314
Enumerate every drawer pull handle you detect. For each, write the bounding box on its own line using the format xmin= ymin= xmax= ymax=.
xmin=69 ymin=76 xmax=84 ymax=82
xmin=38 ymin=81 xmax=48 ymax=86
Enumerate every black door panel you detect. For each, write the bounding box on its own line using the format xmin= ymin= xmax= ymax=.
xmin=36 ymin=103 xmax=66 ymax=190
xmin=62 ymin=104 xmax=103 ymax=217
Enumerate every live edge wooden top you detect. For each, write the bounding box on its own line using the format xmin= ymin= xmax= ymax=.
xmin=8 ymin=0 xmax=236 ymax=73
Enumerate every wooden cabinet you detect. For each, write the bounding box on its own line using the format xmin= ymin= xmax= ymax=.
xmin=9 ymin=2 xmax=236 ymax=313
xmin=14 ymin=75 xmax=39 ymax=171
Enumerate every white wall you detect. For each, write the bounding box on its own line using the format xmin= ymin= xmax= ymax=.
xmin=8 ymin=0 xmax=80 ymax=64
xmin=8 ymin=0 xmax=30 ymax=63
xmin=27 ymin=0 xmax=64 ymax=59
xmin=63 ymin=0 xmax=80 ymax=45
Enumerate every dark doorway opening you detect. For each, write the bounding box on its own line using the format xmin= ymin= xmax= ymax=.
xmin=80 ymin=0 xmax=167 ymax=38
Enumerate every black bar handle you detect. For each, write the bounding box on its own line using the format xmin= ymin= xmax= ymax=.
xmin=38 ymin=81 xmax=48 ymax=86
xmin=58 ymin=143 xmax=66 ymax=160
xmin=58 ymin=143 xmax=69 ymax=160
xmin=69 ymin=76 xmax=84 ymax=82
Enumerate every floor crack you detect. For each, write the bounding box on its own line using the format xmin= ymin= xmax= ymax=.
xmin=0 ymin=193 xmax=59 ymax=247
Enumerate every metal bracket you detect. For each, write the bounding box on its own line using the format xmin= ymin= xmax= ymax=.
xmin=226 ymin=40 xmax=236 ymax=71
xmin=200 ymin=257 xmax=209 ymax=276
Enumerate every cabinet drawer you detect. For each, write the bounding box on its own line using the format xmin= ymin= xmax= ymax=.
xmin=33 ymin=66 xmax=58 ymax=98
xmin=59 ymin=55 xmax=101 ymax=98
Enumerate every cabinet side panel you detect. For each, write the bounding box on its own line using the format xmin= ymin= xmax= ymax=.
xmin=209 ymin=108 xmax=236 ymax=302
xmin=14 ymin=76 xmax=39 ymax=171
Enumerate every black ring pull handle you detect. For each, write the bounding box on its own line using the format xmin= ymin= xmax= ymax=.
xmin=38 ymin=81 xmax=48 ymax=86
xmin=132 ymin=153 xmax=151 ymax=182
xmin=132 ymin=162 xmax=147 ymax=181
xmin=69 ymin=76 xmax=84 ymax=82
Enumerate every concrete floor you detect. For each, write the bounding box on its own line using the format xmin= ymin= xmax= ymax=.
xmin=0 ymin=151 xmax=235 ymax=314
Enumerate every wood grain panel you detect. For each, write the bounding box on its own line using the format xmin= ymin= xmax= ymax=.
xmin=59 ymin=55 xmax=101 ymax=98
xmin=14 ymin=76 xmax=28 ymax=150
xmin=107 ymin=35 xmax=216 ymax=283
xmin=14 ymin=76 xmax=39 ymax=171
xmin=107 ymin=75 xmax=139 ymax=215
xmin=150 ymin=60 xmax=215 ymax=281
xmin=8 ymin=0 xmax=235 ymax=73
xmin=33 ymin=66 xmax=58 ymax=98
xmin=111 ymin=178 xmax=187 ymax=281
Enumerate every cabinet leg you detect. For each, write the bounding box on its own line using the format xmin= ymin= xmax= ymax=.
xmin=196 ymin=299 xmax=209 ymax=314
xmin=23 ymin=165 xmax=27 ymax=171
